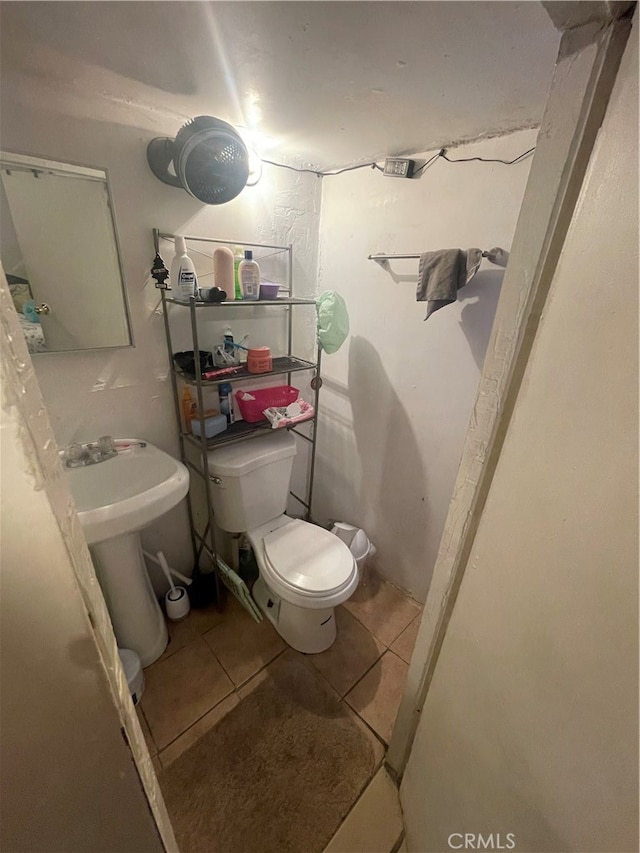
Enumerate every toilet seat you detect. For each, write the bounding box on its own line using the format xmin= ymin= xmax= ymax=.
xmin=264 ymin=519 xmax=355 ymax=592
xmin=247 ymin=516 xmax=359 ymax=609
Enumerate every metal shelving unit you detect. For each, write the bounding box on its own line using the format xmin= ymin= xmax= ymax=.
xmin=154 ymin=229 xmax=322 ymax=605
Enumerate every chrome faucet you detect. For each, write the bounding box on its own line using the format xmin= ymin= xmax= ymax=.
xmin=64 ymin=435 xmax=118 ymax=468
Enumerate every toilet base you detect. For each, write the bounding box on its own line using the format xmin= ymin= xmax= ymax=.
xmin=252 ymin=576 xmax=337 ymax=653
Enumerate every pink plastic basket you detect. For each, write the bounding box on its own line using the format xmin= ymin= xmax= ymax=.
xmin=235 ymin=385 xmax=300 ymax=423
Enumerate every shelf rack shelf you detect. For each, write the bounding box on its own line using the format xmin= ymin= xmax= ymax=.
xmin=165 ymin=296 xmax=316 ymax=308
xmin=181 ymin=414 xmax=315 ymax=452
xmin=173 ymin=355 xmax=316 ymax=387
xmin=155 ymin=229 xmax=322 ymax=612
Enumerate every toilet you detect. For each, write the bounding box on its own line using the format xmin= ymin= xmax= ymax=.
xmin=207 ymin=431 xmax=358 ymax=653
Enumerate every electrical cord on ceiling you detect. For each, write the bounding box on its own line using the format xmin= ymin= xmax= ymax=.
xmin=261 ymin=158 xmax=384 ymax=178
xmin=412 ymin=150 xmax=443 ymax=177
xmin=439 ymin=146 xmax=536 ymax=165
xmin=261 ymin=145 xmax=535 ymax=179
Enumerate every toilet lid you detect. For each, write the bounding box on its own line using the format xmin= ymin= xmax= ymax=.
xmin=263 ymin=520 xmax=355 ymax=593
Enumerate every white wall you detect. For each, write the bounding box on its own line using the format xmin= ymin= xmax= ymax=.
xmin=0 ymin=87 xmax=321 ymax=577
xmin=0 ymin=271 xmax=169 ymax=852
xmin=315 ymin=129 xmax=536 ymax=601
xmin=401 ymin=14 xmax=638 ymax=851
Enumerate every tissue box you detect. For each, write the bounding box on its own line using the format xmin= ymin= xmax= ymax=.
xmin=191 ymin=413 xmax=227 ymax=439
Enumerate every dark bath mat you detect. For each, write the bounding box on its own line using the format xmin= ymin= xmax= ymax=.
xmin=159 ymin=651 xmax=383 ymax=853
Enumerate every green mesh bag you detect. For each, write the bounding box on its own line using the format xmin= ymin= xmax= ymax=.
xmin=316 ymin=291 xmax=349 ymax=354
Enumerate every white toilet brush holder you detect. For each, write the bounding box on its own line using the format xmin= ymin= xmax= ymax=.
xmin=165 ymin=585 xmax=190 ymax=621
xmin=157 ymin=551 xmax=191 ymax=621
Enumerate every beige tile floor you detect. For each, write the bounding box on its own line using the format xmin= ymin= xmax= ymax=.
xmin=139 ymin=570 xmax=422 ymax=773
xmin=324 ymin=767 xmax=404 ymax=853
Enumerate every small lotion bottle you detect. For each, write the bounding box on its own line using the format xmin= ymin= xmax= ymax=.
xmin=238 ymin=250 xmax=260 ymax=300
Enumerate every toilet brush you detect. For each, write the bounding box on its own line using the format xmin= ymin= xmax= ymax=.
xmin=157 ymin=551 xmax=190 ymax=621
xmin=143 ymin=549 xmax=192 ymax=586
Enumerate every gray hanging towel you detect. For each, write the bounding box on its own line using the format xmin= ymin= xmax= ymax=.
xmin=417 ymin=248 xmax=483 ymax=319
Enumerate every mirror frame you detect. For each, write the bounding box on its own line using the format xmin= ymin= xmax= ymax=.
xmin=0 ymin=149 xmax=135 ymax=354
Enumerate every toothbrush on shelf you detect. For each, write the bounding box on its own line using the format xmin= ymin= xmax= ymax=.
xmin=202 ymin=365 xmax=244 ymax=380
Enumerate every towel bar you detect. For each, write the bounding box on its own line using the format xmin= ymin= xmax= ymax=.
xmin=368 ymin=249 xmax=509 ymax=268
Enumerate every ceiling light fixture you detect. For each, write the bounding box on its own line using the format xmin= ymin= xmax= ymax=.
xmin=246 ymin=148 xmax=263 ymax=186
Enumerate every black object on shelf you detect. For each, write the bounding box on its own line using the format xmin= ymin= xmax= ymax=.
xmin=172 ymin=350 xmax=213 ymax=377
xmin=200 ymin=287 xmax=227 ymax=303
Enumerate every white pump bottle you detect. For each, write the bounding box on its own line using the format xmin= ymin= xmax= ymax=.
xmin=171 ymin=236 xmax=198 ymax=301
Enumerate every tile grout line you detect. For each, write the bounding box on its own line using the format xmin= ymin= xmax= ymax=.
xmin=300 ymin=653 xmax=345 ymax=703
xmin=343 ymin=601 xmax=421 ymax=650
xmin=341 ymin=649 xmax=410 ymax=748
xmin=342 ymin=605 xmax=391 ymax=649
xmin=323 ymin=762 xmax=390 ymax=852
xmin=156 ymin=645 xmax=289 ymax=762
xmin=291 ymin=642 xmax=391 ymax=752
xmin=300 ymin=651 xmax=390 ymax=749
xmin=151 ymin=635 xmax=235 ymax=760
xmin=342 ymin=646 xmax=390 ymax=703
xmin=303 ymin=625 xmax=388 ymax=701
xmin=139 ymin=705 xmax=160 ymax=758
xmin=154 ymin=681 xmax=236 ymax=763
xmin=231 ymin=645 xmax=289 ymax=693
xmin=332 ymin=640 xmax=391 ymax=747
xmin=200 ymin=631 xmax=236 ymax=685
xmin=340 ymin=692 xmax=392 ymax=751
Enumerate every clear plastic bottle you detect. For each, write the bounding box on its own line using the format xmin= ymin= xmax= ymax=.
xmin=171 ymin=236 xmax=198 ymax=301
xmin=223 ymin=326 xmax=235 ymax=361
xmin=238 ymin=250 xmax=260 ymax=300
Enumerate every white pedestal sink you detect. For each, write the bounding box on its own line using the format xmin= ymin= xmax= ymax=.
xmin=66 ymin=440 xmax=189 ymax=666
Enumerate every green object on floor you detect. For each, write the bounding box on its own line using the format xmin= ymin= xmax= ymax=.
xmin=316 ymin=290 xmax=349 ymax=354
xmin=215 ymin=555 xmax=263 ymax=623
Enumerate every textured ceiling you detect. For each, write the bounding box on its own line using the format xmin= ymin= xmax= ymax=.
xmin=0 ymin=1 xmax=560 ymax=168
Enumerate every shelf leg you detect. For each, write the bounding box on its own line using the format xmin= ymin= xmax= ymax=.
xmin=306 ymin=346 xmax=322 ymax=521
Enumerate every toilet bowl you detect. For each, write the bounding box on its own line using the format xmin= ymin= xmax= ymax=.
xmin=207 ymin=431 xmax=359 ymax=653
xmin=247 ymin=514 xmax=359 ymax=652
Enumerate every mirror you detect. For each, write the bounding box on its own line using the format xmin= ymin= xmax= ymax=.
xmin=0 ymin=151 xmax=133 ymax=353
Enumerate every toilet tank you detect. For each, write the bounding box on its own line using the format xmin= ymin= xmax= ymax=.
xmin=207 ymin=431 xmax=297 ymax=532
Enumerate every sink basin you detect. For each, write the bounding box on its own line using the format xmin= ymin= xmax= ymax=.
xmin=67 ymin=440 xmax=189 ymax=545
xmin=66 ymin=440 xmax=189 ymax=666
